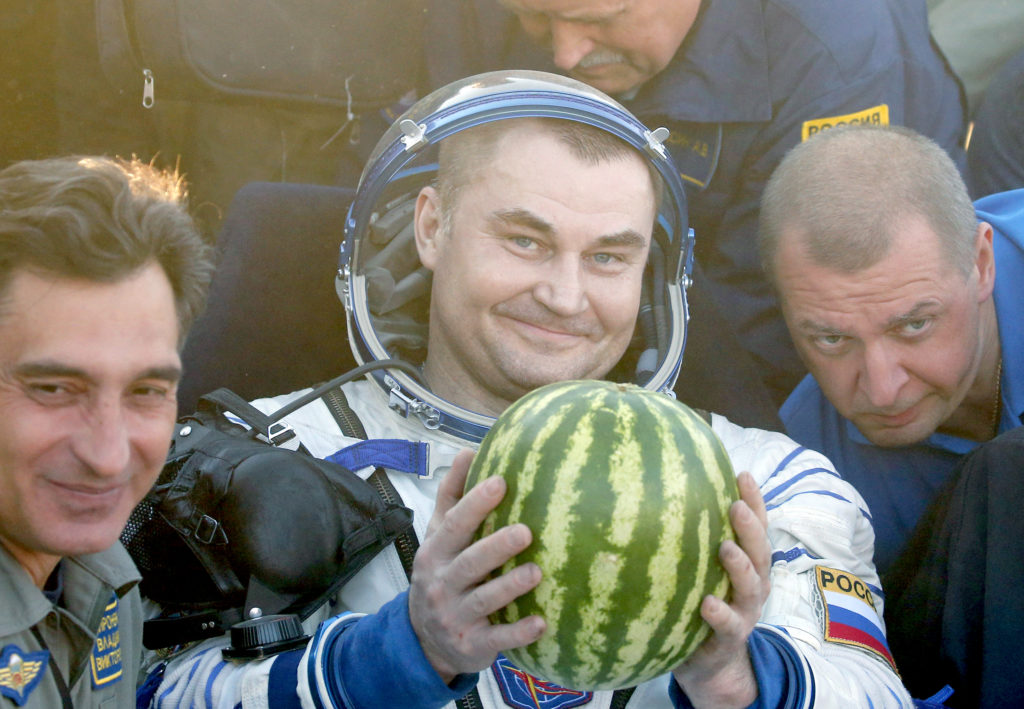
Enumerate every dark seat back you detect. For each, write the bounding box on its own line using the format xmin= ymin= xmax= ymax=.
xmin=178 ymin=182 xmax=357 ymax=414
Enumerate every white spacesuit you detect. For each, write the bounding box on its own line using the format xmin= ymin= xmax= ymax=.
xmin=146 ymin=70 xmax=914 ymax=708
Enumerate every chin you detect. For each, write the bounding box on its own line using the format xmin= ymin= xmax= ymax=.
xmin=50 ymin=525 xmax=125 ymax=558
xmin=857 ymin=422 xmax=933 ymax=449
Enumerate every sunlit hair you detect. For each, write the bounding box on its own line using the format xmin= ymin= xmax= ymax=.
xmin=0 ymin=155 xmax=214 ymax=344
xmin=759 ymin=125 xmax=976 ymax=287
xmin=434 ymin=117 xmax=664 ymax=234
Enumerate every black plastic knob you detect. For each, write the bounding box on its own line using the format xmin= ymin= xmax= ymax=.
xmin=222 ymin=613 xmax=310 ymax=660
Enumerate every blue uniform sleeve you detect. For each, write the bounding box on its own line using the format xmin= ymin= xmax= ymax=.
xmin=289 ymin=590 xmax=478 ymax=708
xmin=667 ymin=627 xmax=810 ymax=709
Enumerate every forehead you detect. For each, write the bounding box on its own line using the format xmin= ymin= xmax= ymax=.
xmin=0 ymin=265 xmax=181 ymax=377
xmin=776 ymin=217 xmax=967 ymax=328
xmin=466 ymin=125 xmax=656 ymax=221
xmin=503 ymin=0 xmax=627 ymax=16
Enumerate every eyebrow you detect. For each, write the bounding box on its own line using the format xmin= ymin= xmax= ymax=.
xmin=796 ymin=301 xmax=941 ymax=335
xmin=489 ymin=208 xmax=649 ymax=248
xmin=14 ymin=361 xmax=183 ymax=384
xmin=883 ymin=302 xmax=939 ymax=329
xmin=499 ymin=0 xmax=623 ymax=22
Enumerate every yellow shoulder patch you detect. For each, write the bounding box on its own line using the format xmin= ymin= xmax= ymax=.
xmin=802 ymin=104 xmax=890 ymax=141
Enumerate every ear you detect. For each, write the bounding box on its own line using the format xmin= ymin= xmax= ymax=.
xmin=973 ymin=221 xmax=996 ymax=302
xmin=414 ymin=185 xmax=443 ymax=271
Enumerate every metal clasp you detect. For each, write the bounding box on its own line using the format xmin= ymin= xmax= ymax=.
xmin=644 ymin=126 xmax=670 ymax=159
xmin=386 ymin=377 xmax=440 ymax=429
xmin=399 ymin=119 xmax=428 ymax=151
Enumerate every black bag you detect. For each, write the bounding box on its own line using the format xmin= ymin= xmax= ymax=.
xmin=121 ymin=383 xmax=414 ymax=649
xmin=95 ymin=0 xmax=426 ymax=110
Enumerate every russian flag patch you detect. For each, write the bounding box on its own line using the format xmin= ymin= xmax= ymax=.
xmin=815 ymin=566 xmax=898 ymax=673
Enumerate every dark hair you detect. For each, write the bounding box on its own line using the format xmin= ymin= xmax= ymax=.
xmin=435 ymin=116 xmax=664 ymax=232
xmin=0 ymin=156 xmax=214 ymax=343
xmin=759 ymin=125 xmax=976 ymax=286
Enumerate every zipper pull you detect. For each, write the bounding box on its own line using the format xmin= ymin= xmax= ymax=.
xmin=142 ymin=69 xmax=155 ymax=108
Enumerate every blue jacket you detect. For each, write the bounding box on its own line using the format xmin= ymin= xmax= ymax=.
xmin=780 ymin=189 xmax=1024 ymax=575
xmin=424 ymin=0 xmax=966 ymax=403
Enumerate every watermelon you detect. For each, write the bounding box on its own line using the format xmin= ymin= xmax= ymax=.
xmin=465 ymin=379 xmax=738 ymax=691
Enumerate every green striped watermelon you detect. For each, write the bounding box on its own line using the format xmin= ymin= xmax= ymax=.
xmin=465 ymin=379 xmax=738 ymax=690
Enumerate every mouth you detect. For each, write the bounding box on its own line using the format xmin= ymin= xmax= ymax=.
xmin=504 ymin=314 xmax=593 ymax=344
xmin=863 ymin=403 xmax=919 ymax=428
xmin=48 ymin=479 xmax=126 ymax=509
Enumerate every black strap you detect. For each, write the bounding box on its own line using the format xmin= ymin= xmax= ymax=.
xmin=611 ymin=686 xmax=637 ymax=707
xmin=321 ymin=387 xmax=483 ymax=709
xmin=30 ymin=625 xmax=73 ymax=709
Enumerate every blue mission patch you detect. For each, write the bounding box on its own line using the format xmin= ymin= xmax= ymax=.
xmin=0 ymin=644 xmax=49 ymax=706
xmin=90 ymin=593 xmax=123 ymax=688
xmin=491 ymin=654 xmax=593 ymax=709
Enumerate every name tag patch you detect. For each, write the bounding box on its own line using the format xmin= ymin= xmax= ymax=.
xmin=90 ymin=593 xmax=123 ymax=688
xmin=802 ymin=104 xmax=890 ymax=141
xmin=0 ymin=644 xmax=48 ymax=706
xmin=815 ymin=566 xmax=897 ymax=672
xmin=491 ymin=654 xmax=593 ymax=708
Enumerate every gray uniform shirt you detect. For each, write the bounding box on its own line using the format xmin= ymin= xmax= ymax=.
xmin=0 ymin=543 xmax=144 ymax=708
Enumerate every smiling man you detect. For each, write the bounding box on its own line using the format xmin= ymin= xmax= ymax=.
xmin=426 ymin=0 xmax=967 ymax=409
xmin=0 ymin=156 xmax=211 ymax=708
xmin=760 ymin=124 xmax=1024 ymax=704
xmin=414 ymin=118 xmax=658 ymax=415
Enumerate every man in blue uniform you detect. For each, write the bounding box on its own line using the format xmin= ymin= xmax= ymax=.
xmin=426 ymin=0 xmax=967 ymax=405
xmin=760 ymin=124 xmax=1024 ymax=706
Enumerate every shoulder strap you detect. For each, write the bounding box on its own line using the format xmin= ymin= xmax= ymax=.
xmin=322 ymin=387 xmax=420 ymax=577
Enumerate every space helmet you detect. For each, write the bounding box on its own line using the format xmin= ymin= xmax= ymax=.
xmin=336 ymin=70 xmax=694 ymax=443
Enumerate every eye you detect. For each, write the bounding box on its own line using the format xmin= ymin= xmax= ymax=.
xmin=128 ymin=382 xmax=175 ymax=402
xmin=900 ymin=318 xmax=931 ymax=335
xmin=25 ymin=380 xmax=77 ymax=403
xmin=811 ymin=333 xmax=847 ymax=352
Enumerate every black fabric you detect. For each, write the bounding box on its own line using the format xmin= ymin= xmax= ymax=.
xmin=966 ymin=49 xmax=1024 ymax=199
xmin=883 ymin=426 xmax=1024 ymax=708
xmin=95 ymin=0 xmax=425 ymax=111
xmin=178 ymin=182 xmax=357 ymax=414
xmin=123 ymin=397 xmax=414 ymax=648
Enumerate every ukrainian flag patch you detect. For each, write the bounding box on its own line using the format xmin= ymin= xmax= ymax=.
xmin=802 ymin=104 xmax=890 ymax=141
xmin=815 ymin=566 xmax=898 ymax=673
xmin=90 ymin=593 xmax=123 ymax=688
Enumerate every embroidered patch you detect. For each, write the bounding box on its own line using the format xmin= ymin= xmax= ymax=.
xmin=801 ymin=104 xmax=890 ymax=141
xmin=815 ymin=566 xmax=897 ymax=672
xmin=0 ymin=644 xmax=48 ymax=706
xmin=90 ymin=593 xmax=123 ymax=688
xmin=491 ymin=654 xmax=593 ymax=709
xmin=661 ymin=123 xmax=722 ymax=190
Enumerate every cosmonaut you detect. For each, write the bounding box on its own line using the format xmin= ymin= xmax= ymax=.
xmin=142 ymin=70 xmax=915 ymax=709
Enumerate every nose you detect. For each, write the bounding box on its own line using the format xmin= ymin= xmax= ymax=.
xmin=73 ymin=396 xmax=132 ymax=478
xmin=548 ymin=19 xmax=596 ymax=72
xmin=858 ymin=342 xmax=909 ymax=409
xmin=534 ymin=256 xmax=589 ymax=316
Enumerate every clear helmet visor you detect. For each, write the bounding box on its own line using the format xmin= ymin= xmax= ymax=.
xmin=337 ymin=70 xmax=694 ymax=442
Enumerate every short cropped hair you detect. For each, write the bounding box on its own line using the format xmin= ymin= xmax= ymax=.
xmin=758 ymin=125 xmax=977 ymax=286
xmin=0 ymin=156 xmax=214 ymax=342
xmin=434 ymin=117 xmax=663 ymax=232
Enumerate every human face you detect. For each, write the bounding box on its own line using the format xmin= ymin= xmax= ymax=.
xmin=0 ymin=263 xmax=181 ymax=586
xmin=775 ymin=216 xmax=997 ymax=447
xmin=414 ymin=124 xmax=657 ymax=416
xmin=501 ymin=0 xmax=701 ymax=95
